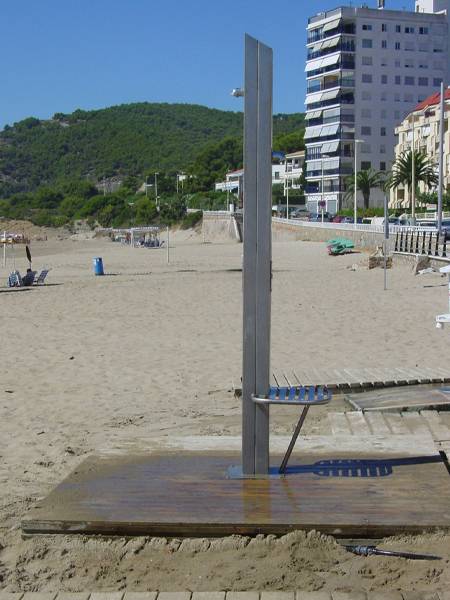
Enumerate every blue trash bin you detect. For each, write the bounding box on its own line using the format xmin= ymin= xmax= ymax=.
xmin=93 ymin=257 xmax=104 ymax=276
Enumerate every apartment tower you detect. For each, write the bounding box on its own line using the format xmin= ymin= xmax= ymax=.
xmin=304 ymin=0 xmax=450 ymax=215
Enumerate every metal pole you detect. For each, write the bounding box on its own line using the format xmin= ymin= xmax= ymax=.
xmin=321 ymin=160 xmax=324 ymax=220
xmin=383 ymin=195 xmax=389 ymax=291
xmin=242 ymin=34 xmax=272 ymax=476
xmin=155 ymin=172 xmax=159 ymax=210
xmin=145 ymin=176 xmax=148 ymax=197
xmin=437 ymin=81 xmax=445 ymax=236
xmin=411 ymin=114 xmax=416 ymax=223
xmin=166 ymin=226 xmax=170 ymax=264
xmin=2 ymin=232 xmax=6 ymax=268
xmin=286 ymin=177 xmax=289 ymax=219
xmin=354 ymin=142 xmax=358 ymax=228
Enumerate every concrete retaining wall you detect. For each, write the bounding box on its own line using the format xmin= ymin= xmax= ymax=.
xmin=271 ymin=220 xmax=394 ymax=251
xmin=202 ymin=213 xmax=241 ymax=243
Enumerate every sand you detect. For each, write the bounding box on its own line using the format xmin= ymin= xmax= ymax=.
xmin=1 ymin=227 xmax=450 ymax=592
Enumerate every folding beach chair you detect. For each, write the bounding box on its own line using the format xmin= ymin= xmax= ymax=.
xmin=7 ymin=271 xmax=23 ymax=287
xmin=34 ymin=269 xmax=50 ymax=285
xmin=252 ymin=383 xmax=332 ymax=474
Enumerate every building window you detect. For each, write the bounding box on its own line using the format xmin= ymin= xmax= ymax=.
xmin=361 ymin=144 xmax=371 ymax=154
xmin=418 ymin=77 xmax=429 ymax=86
xmin=361 ymin=108 xmax=371 ymax=118
xmin=419 ymin=63 xmax=428 ymax=69
xmin=404 ymin=76 xmax=415 ymax=85
xmin=395 ymin=60 xmax=400 ymax=68
xmin=361 ymin=161 xmax=372 ymax=170
xmin=361 ymin=126 xmax=371 ymax=135
xmin=380 ymin=161 xmax=386 ymax=171
xmin=419 ymin=26 xmax=428 ymax=34
xmin=380 ymin=145 xmax=386 ymax=154
xmin=395 ymin=75 xmax=401 ymax=84
xmin=405 ymin=60 xmax=414 ymax=68
xmin=395 ymin=25 xmax=401 ymax=32
xmin=362 ymin=91 xmax=372 ymax=100
xmin=362 ymin=56 xmax=372 ymax=65
xmin=381 ymin=127 xmax=386 ymax=136
xmin=362 ymin=24 xmax=372 ymax=30
xmin=395 ymin=93 xmax=401 ymax=102
xmin=362 ymin=73 xmax=372 ymax=83
xmin=404 ymin=93 xmax=413 ymax=102
xmin=362 ymin=39 xmax=373 ymax=48
xmin=405 ymin=26 xmax=415 ymax=33
xmin=381 ymin=40 xmax=387 ymax=49
xmin=380 ymin=109 xmax=387 ymax=118
xmin=395 ymin=42 xmax=401 ymax=50
xmin=382 ymin=23 xmax=387 ymax=32
xmin=434 ymin=61 xmax=444 ymax=70
xmin=419 ymin=44 xmax=430 ymax=52
xmin=405 ymin=42 xmax=415 ymax=51
xmin=380 ymin=92 xmax=387 ymax=101
xmin=394 ymin=110 xmax=400 ymax=119
xmin=434 ymin=78 xmax=442 ymax=87
xmin=381 ymin=75 xmax=388 ymax=84
xmin=433 ymin=47 xmax=443 ymax=53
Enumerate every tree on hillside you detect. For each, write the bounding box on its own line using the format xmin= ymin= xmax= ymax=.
xmin=190 ymin=136 xmax=242 ymax=191
xmin=387 ymin=149 xmax=438 ymax=209
xmin=344 ymin=169 xmax=385 ymax=210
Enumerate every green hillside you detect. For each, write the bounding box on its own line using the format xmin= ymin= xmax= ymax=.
xmin=0 ymin=102 xmax=305 ymax=197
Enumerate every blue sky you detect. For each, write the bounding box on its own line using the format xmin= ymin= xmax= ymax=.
xmin=1 ymin=0 xmax=415 ymax=128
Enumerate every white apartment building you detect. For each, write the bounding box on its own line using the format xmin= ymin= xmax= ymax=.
xmin=391 ymin=87 xmax=450 ymax=208
xmin=304 ymin=0 xmax=450 ymax=215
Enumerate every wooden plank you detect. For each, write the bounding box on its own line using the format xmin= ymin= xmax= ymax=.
xmin=346 ymin=411 xmax=372 ymax=436
xmin=332 ymin=593 xmax=366 ymax=600
xmin=0 ymin=595 xmax=24 ymax=600
xmin=124 ymin=594 xmax=158 ymax=600
xmin=158 ymin=594 xmax=191 ymax=600
xmin=328 ymin=412 xmax=352 ymax=435
xmin=401 ymin=412 xmax=432 ymax=436
xmin=90 ymin=595 xmax=123 ymax=600
xmin=261 ymin=594 xmax=295 ymax=600
xmin=346 ymin=412 xmax=371 ymax=435
xmin=367 ymin=593 xmax=402 ymax=600
xmin=22 ymin=450 xmax=450 ymax=538
xmin=363 ymin=411 xmax=391 ymax=435
xmin=384 ymin=413 xmax=410 ymax=435
xmin=226 ymin=595 xmax=259 ymax=600
xmin=56 ymin=595 xmax=90 ymax=600
xmin=193 ymin=594 xmax=225 ymax=600
xmin=22 ymin=595 xmax=56 ymax=600
xmin=420 ymin=410 xmax=450 ymax=441
xmin=348 ymin=387 xmax=450 ymax=412
xmin=296 ymin=594 xmax=331 ymax=600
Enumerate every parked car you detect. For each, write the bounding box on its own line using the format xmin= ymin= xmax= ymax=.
xmin=308 ymin=212 xmax=331 ymax=222
xmin=332 ymin=215 xmax=344 ymax=223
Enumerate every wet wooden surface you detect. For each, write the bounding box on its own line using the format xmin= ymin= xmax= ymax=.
xmin=346 ymin=386 xmax=450 ymax=412
xmin=22 ymin=450 xmax=450 ymax=537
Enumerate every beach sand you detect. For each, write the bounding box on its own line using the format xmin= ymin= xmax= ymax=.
xmin=1 ymin=227 xmax=450 ymax=592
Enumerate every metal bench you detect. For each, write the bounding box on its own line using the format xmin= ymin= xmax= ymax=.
xmin=252 ymin=384 xmax=332 ymax=474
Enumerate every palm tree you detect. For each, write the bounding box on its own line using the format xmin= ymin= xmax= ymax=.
xmin=344 ymin=168 xmax=385 ymax=210
xmin=387 ymin=149 xmax=438 ymax=210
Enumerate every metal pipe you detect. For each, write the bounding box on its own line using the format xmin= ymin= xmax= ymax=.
xmin=437 ymin=81 xmax=445 ymax=235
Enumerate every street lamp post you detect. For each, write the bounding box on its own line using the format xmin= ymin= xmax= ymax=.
xmin=321 ymin=153 xmax=330 ymax=221
xmin=411 ymin=113 xmax=416 ymax=224
xmin=353 ymin=139 xmax=364 ymax=228
xmin=145 ymin=175 xmax=149 ymax=197
xmin=154 ymin=172 xmax=159 ymax=210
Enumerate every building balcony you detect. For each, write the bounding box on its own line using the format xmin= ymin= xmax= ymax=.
xmin=307 ymin=23 xmax=356 ymax=45
xmin=307 ymin=77 xmax=355 ymax=94
xmin=307 ymin=41 xmax=355 ymax=61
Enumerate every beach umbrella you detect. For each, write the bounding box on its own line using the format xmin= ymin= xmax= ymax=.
xmin=26 ymin=245 xmax=32 ymax=268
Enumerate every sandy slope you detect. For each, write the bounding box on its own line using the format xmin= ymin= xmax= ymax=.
xmin=1 ymin=231 xmax=449 ymax=592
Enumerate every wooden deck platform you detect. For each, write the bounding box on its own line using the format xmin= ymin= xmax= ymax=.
xmin=235 ymin=368 xmax=450 ymax=396
xmin=22 ymin=449 xmax=450 ymax=538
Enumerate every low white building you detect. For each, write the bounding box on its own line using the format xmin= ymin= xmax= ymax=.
xmin=391 ymin=87 xmax=450 ymax=208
